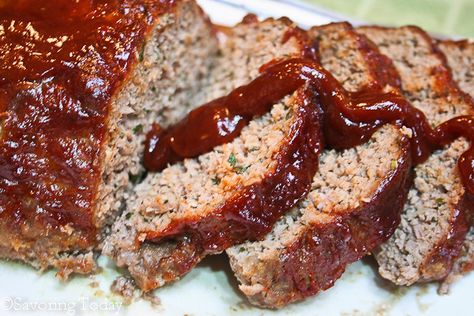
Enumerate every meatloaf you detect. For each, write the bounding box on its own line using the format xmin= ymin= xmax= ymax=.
xmin=0 ymin=0 xmax=218 ymax=277
xmin=103 ymin=17 xmax=322 ymax=292
xmin=358 ymin=26 xmax=474 ymax=285
xmin=226 ymin=22 xmax=412 ymax=308
xmin=437 ymin=39 xmax=474 ymax=288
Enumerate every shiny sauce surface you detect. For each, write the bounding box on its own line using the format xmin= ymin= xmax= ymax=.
xmin=144 ymin=58 xmax=474 ymax=196
xmin=0 ymin=0 xmax=175 ymax=246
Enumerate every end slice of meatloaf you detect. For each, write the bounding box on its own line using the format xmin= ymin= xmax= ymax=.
xmin=0 ymin=0 xmax=217 ymax=277
xmin=226 ymin=22 xmax=412 ymax=308
xmin=103 ymin=17 xmax=322 ymax=292
xmin=358 ymin=26 xmax=474 ymax=285
xmin=437 ymin=39 xmax=474 ymax=287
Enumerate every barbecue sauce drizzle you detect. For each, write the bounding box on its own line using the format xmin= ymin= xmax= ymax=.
xmin=144 ymin=58 xmax=474 ymax=195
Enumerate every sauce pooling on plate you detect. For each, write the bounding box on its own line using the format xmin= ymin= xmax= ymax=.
xmin=144 ymin=58 xmax=474 ymax=195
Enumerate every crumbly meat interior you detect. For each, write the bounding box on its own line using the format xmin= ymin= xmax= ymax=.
xmin=226 ymin=23 xmax=409 ymax=307
xmin=439 ymin=41 xmax=474 ymax=98
xmin=103 ymin=18 xmax=308 ymax=289
xmin=438 ymin=40 xmax=474 ymax=287
xmin=96 ymin=0 xmax=218 ymax=242
xmin=0 ymin=0 xmax=218 ymax=277
xmin=358 ymin=26 xmax=474 ymax=285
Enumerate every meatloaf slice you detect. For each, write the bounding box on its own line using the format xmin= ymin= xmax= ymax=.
xmin=358 ymin=26 xmax=474 ymax=285
xmin=103 ymin=17 xmax=322 ymax=292
xmin=437 ymin=39 xmax=474 ymax=287
xmin=226 ymin=22 xmax=412 ymax=308
xmin=0 ymin=0 xmax=217 ymax=277
xmin=439 ymin=40 xmax=474 ymax=98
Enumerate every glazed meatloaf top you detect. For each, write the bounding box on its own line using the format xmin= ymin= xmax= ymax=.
xmin=226 ymin=22 xmax=412 ymax=308
xmin=0 ymin=0 xmax=217 ymax=276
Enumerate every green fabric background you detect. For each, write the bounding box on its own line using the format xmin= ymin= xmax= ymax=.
xmin=303 ymin=0 xmax=474 ymax=38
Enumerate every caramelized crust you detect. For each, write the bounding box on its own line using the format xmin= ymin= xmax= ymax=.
xmin=0 ymin=0 xmax=177 ymax=275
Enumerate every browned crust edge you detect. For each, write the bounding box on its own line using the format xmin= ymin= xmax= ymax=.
xmin=438 ymin=39 xmax=474 ymax=50
xmin=317 ymin=22 xmax=402 ymax=90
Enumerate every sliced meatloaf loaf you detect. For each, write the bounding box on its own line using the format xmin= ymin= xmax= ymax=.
xmin=226 ymin=22 xmax=412 ymax=308
xmin=103 ymin=17 xmax=322 ymax=292
xmin=438 ymin=39 xmax=474 ymax=287
xmin=0 ymin=0 xmax=217 ymax=277
xmin=358 ymin=26 xmax=474 ymax=285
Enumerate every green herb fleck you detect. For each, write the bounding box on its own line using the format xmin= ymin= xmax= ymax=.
xmin=133 ymin=124 xmax=144 ymax=134
xmin=436 ymin=198 xmax=444 ymax=205
xmin=234 ymin=165 xmax=251 ymax=174
xmin=211 ymin=176 xmax=221 ymax=185
xmin=228 ymin=153 xmax=251 ymax=174
xmin=391 ymin=160 xmax=398 ymax=170
xmin=129 ymin=171 xmax=147 ymax=184
xmin=125 ymin=213 xmax=132 ymax=220
xmin=138 ymin=43 xmax=146 ymax=62
xmin=228 ymin=153 xmax=237 ymax=168
xmin=150 ymin=86 xmax=156 ymax=93
xmin=249 ymin=147 xmax=260 ymax=152
xmin=285 ymin=111 xmax=293 ymax=120
xmin=239 ymin=247 xmax=245 ymax=253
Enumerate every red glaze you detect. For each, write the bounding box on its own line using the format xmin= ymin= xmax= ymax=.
xmin=410 ymin=26 xmax=474 ymax=283
xmin=420 ymin=195 xmax=472 ymax=281
xmin=143 ymin=59 xmax=319 ymax=171
xmin=0 ymin=0 xmax=175 ymax=251
xmin=269 ymin=166 xmax=412 ymax=306
xmin=139 ymin=57 xmax=474 ymax=294
xmin=139 ymin=87 xmax=323 ymax=291
xmin=248 ymin=158 xmax=412 ymax=307
xmin=144 ymin=58 xmax=474 ymax=196
xmin=281 ymin=26 xmax=319 ymax=61
xmin=146 ymin=91 xmax=323 ymax=245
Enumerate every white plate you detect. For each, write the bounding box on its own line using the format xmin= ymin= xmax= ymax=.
xmin=1 ymin=1 xmax=473 ymax=315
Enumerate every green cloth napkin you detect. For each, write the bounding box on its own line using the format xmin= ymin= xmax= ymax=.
xmin=303 ymin=0 xmax=474 ymax=38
